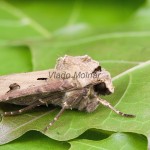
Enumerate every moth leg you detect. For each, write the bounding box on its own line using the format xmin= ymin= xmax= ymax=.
xmin=43 ymin=107 xmax=66 ymax=133
xmin=1 ymin=101 xmax=43 ymax=116
xmin=43 ymin=89 xmax=87 ymax=132
xmin=97 ymin=97 xmax=135 ymax=117
xmin=43 ymin=103 xmax=68 ymax=133
xmin=39 ymin=99 xmax=48 ymax=107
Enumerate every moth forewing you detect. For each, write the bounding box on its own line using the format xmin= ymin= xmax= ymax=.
xmin=0 ymin=69 xmax=77 ymax=105
xmin=0 ymin=69 xmax=51 ymax=96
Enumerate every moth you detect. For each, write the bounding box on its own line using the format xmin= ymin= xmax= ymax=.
xmin=0 ymin=55 xmax=135 ymax=132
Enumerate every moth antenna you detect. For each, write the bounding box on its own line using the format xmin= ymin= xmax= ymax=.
xmin=96 ymin=97 xmax=135 ymax=118
xmin=43 ymin=107 xmax=66 ymax=133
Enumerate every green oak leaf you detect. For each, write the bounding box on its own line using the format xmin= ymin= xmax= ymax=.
xmin=0 ymin=0 xmax=150 ymax=149
xmin=69 ymin=133 xmax=147 ymax=150
xmin=0 ymin=131 xmax=69 ymax=150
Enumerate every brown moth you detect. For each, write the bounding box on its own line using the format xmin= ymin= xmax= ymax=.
xmin=0 ymin=55 xmax=135 ymax=132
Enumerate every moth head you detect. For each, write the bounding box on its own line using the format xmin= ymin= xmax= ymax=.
xmin=93 ymin=67 xmax=114 ymax=95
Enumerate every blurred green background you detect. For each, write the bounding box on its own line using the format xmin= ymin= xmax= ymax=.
xmin=0 ymin=0 xmax=149 ymax=75
xmin=0 ymin=0 xmax=150 ymax=150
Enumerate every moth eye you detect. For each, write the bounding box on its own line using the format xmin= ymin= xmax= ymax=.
xmin=93 ymin=82 xmax=111 ymax=95
xmin=93 ymin=66 xmax=102 ymax=73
